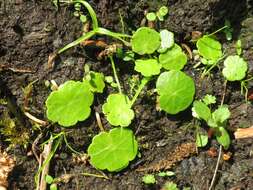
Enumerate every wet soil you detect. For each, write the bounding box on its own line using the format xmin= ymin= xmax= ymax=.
xmin=1 ymin=0 xmax=253 ymax=189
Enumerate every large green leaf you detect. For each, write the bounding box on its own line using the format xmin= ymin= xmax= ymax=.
xmin=134 ymin=59 xmax=161 ymax=77
xmin=159 ymin=44 xmax=187 ymax=70
xmin=46 ymin=81 xmax=94 ymax=127
xmin=222 ymin=55 xmax=248 ymax=81
xmin=156 ymin=71 xmax=195 ymax=114
xmin=88 ymin=127 xmax=138 ymax=172
xmin=196 ymin=35 xmax=222 ymax=61
xmin=131 ymin=27 xmax=161 ymax=55
xmin=102 ymin=94 xmax=134 ymax=127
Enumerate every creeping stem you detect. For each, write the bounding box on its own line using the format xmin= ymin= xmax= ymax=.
xmin=72 ymin=0 xmax=99 ymax=30
xmin=130 ymin=77 xmax=151 ymax=107
xmin=109 ymin=56 xmax=122 ymax=94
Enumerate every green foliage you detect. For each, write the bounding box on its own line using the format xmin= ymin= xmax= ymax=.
xmin=196 ymin=133 xmax=208 ymax=147
xmin=158 ymin=171 xmax=175 ymax=177
xmin=134 ymin=59 xmax=161 ymax=77
xmin=87 ymin=127 xmax=138 ymax=172
xmin=196 ymin=35 xmax=222 ymax=61
xmin=192 ymin=96 xmax=231 ymax=149
xmin=156 ymin=70 xmax=195 ymax=114
xmin=236 ymin=40 xmax=242 ymax=56
xmin=162 ymin=182 xmax=179 ymax=190
xmin=159 ymin=44 xmax=187 ymax=70
xmin=102 ymin=94 xmax=134 ymax=127
xmin=142 ymin=174 xmax=156 ymax=184
xmin=192 ymin=101 xmax=211 ymax=122
xmin=202 ymin=94 xmax=216 ymax=105
xmin=131 ymin=27 xmax=161 ymax=55
xmin=84 ymin=71 xmax=105 ymax=93
xmin=216 ymin=127 xmax=230 ymax=149
xmin=46 ymin=81 xmax=94 ymax=127
xmin=146 ymin=12 xmax=156 ymax=21
xmin=222 ymin=55 xmax=248 ymax=81
xmin=210 ymin=105 xmax=230 ymax=127
xmin=158 ymin=6 xmax=169 ymax=17
xmin=159 ymin=30 xmax=174 ymax=52
xmin=46 ymin=175 xmax=54 ymax=184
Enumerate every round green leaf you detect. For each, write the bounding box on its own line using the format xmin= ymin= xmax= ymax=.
xmin=222 ymin=55 xmax=248 ymax=81
xmin=158 ymin=6 xmax=169 ymax=16
xmin=88 ymin=127 xmax=138 ymax=172
xmin=146 ymin=12 xmax=156 ymax=21
xmin=102 ymin=94 xmax=134 ymax=127
xmin=159 ymin=44 xmax=187 ymax=70
xmin=196 ymin=35 xmax=222 ymax=60
xmin=46 ymin=81 xmax=94 ymax=127
xmin=156 ymin=71 xmax=195 ymax=114
xmin=131 ymin=27 xmax=161 ymax=55
xmin=134 ymin=59 xmax=161 ymax=77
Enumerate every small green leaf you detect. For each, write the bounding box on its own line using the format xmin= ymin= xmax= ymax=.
xmin=222 ymin=55 xmax=248 ymax=81
xmin=160 ymin=30 xmax=174 ymax=50
xmin=84 ymin=71 xmax=105 ymax=93
xmin=159 ymin=44 xmax=187 ymax=70
xmin=102 ymin=94 xmax=134 ymax=127
xmin=158 ymin=171 xmax=175 ymax=177
xmin=46 ymin=81 xmax=94 ymax=127
xmin=50 ymin=184 xmax=58 ymax=190
xmin=192 ymin=101 xmax=211 ymax=121
xmin=123 ymin=51 xmax=135 ymax=61
xmin=88 ymin=127 xmax=138 ymax=172
xmin=146 ymin=12 xmax=156 ymax=21
xmin=158 ymin=6 xmax=169 ymax=16
xmin=236 ymin=40 xmax=242 ymax=56
xmin=163 ymin=182 xmax=179 ymax=190
xmin=142 ymin=174 xmax=156 ymax=184
xmin=196 ymin=35 xmax=222 ymax=61
xmin=202 ymin=94 xmax=216 ymax=105
xmin=131 ymin=27 xmax=161 ymax=55
xmin=156 ymin=71 xmax=195 ymax=114
xmin=216 ymin=127 xmax=230 ymax=149
xmin=212 ymin=105 xmax=230 ymax=124
xmin=196 ymin=133 xmax=208 ymax=147
xmin=134 ymin=59 xmax=161 ymax=77
xmin=45 ymin=175 xmax=54 ymax=184
xmin=80 ymin=15 xmax=87 ymax=23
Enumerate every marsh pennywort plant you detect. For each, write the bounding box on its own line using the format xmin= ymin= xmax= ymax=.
xmin=192 ymin=95 xmax=231 ymax=149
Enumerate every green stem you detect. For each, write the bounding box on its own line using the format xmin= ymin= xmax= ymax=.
xmin=96 ymin=27 xmax=131 ymax=46
xmin=130 ymin=77 xmax=150 ymax=107
xmin=58 ymin=30 xmax=96 ymax=54
xmin=109 ymin=56 xmax=122 ymax=94
xmin=72 ymin=0 xmax=99 ymax=30
xmin=35 ymin=135 xmax=63 ymax=188
xmin=207 ymin=25 xmax=228 ymax=37
xmin=63 ymin=134 xmax=83 ymax=155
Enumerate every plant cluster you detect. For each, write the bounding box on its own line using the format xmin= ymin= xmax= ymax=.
xmin=46 ymin=0 xmax=195 ymax=172
xmin=45 ymin=0 xmax=251 ymax=177
xmin=192 ymin=95 xmax=230 ymax=149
